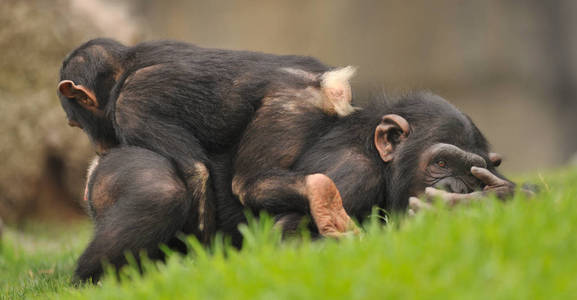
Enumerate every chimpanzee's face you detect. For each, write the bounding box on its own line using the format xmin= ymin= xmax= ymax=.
xmin=415 ymin=143 xmax=489 ymax=194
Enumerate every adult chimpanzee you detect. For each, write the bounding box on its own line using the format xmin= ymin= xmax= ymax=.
xmin=232 ymin=84 xmax=514 ymax=237
xmin=58 ymin=38 xmax=355 ymax=282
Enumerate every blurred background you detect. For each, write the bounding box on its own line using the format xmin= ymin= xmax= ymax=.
xmin=1 ymin=0 xmax=576 ymax=225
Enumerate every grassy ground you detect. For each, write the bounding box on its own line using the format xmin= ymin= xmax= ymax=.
xmin=1 ymin=168 xmax=576 ymax=299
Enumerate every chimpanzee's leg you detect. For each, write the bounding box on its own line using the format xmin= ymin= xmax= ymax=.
xmin=75 ymin=147 xmax=188 ymax=283
xmin=234 ymin=170 xmax=357 ymax=237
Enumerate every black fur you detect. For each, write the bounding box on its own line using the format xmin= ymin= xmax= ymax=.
xmin=79 ymin=147 xmax=188 ymax=283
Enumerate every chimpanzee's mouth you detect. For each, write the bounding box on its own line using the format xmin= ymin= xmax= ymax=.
xmin=432 ymin=176 xmax=481 ymax=194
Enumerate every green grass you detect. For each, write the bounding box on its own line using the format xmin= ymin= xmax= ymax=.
xmin=2 ymin=168 xmax=577 ymax=299
xmin=0 ymin=223 xmax=91 ymax=299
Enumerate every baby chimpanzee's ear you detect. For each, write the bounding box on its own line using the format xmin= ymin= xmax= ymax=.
xmin=374 ymin=114 xmax=410 ymax=162
xmin=58 ymin=80 xmax=99 ymax=109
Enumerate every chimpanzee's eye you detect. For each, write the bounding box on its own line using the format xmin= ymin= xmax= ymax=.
xmin=437 ymin=160 xmax=447 ymax=168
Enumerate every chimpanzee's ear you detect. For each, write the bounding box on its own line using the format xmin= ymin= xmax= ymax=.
xmin=374 ymin=114 xmax=410 ymax=162
xmin=58 ymin=80 xmax=99 ymax=109
xmin=489 ymin=152 xmax=502 ymax=167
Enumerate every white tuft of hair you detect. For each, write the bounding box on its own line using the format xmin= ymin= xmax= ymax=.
xmin=320 ymin=66 xmax=358 ymax=117
xmin=321 ymin=66 xmax=357 ymax=88
xmin=85 ymin=156 xmax=100 ymax=186
xmin=83 ymin=156 xmax=100 ymax=202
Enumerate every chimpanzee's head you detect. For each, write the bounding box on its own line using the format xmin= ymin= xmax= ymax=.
xmin=371 ymin=92 xmax=505 ymax=209
xmin=57 ymin=38 xmax=126 ymax=154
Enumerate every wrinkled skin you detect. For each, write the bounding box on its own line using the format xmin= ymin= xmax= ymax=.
xmin=408 ymin=143 xmax=517 ymax=213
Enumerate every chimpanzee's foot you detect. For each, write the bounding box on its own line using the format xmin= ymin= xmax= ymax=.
xmin=305 ymin=174 xmax=360 ymax=237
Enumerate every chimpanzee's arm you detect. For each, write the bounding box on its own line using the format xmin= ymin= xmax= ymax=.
xmin=113 ymin=72 xmax=216 ymax=242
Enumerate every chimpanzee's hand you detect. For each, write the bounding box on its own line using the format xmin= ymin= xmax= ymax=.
xmin=471 ymin=166 xmax=516 ymax=199
xmin=409 ymin=167 xmax=516 ymax=212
